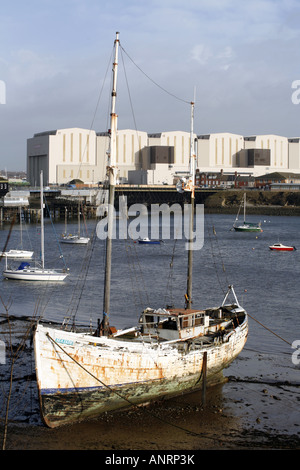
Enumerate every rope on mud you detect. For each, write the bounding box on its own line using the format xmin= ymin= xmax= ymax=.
xmin=45 ymin=332 xmax=212 ymax=439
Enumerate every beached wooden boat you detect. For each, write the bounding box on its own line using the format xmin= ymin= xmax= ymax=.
xmin=34 ymin=298 xmax=248 ymax=427
xmin=34 ymin=32 xmax=248 ymax=428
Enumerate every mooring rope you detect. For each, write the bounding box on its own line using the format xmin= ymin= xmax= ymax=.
xmin=45 ymin=332 xmax=209 ymax=438
xmin=246 ymin=312 xmax=292 ymax=346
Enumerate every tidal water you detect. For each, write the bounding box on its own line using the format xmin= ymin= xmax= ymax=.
xmin=0 ymin=211 xmax=299 ymax=443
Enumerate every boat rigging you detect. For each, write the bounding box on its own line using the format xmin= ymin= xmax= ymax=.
xmin=33 ymin=32 xmax=248 ymax=428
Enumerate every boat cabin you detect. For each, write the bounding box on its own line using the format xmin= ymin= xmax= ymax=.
xmin=139 ymin=307 xmax=210 ymax=341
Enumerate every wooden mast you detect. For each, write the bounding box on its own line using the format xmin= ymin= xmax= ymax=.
xmin=102 ymin=32 xmax=120 ymax=335
xmin=40 ymin=170 xmax=45 ymax=270
xmin=186 ymin=101 xmax=196 ymax=309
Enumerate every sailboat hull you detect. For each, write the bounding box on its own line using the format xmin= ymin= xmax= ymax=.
xmin=233 ymin=225 xmax=262 ymax=232
xmin=3 ymin=269 xmax=68 ymax=281
xmin=61 ymin=236 xmax=90 ymax=244
xmin=34 ymin=320 xmax=248 ymax=428
xmin=2 ymin=250 xmax=34 ymax=259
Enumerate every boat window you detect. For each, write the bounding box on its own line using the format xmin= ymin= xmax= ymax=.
xmin=161 ymin=318 xmax=177 ymax=330
xmin=195 ymin=314 xmax=205 ymax=326
xmin=180 ymin=315 xmax=194 ymax=328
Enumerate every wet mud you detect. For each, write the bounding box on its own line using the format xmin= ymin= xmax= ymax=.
xmin=1 ymin=316 xmax=300 ymax=451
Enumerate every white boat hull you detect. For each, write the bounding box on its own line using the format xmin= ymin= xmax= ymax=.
xmin=3 ymin=268 xmax=68 ymax=281
xmin=233 ymin=224 xmax=262 ymax=232
xmin=269 ymin=243 xmax=296 ymax=251
xmin=34 ymin=316 xmax=248 ymax=428
xmin=2 ymin=250 xmax=34 ymax=259
xmin=61 ymin=236 xmax=90 ymax=245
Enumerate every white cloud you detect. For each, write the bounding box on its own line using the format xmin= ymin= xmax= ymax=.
xmin=190 ymin=44 xmax=212 ymax=65
xmin=1 ymin=0 xmax=300 ymax=169
xmin=190 ymin=44 xmax=235 ymax=71
xmin=9 ymin=49 xmax=65 ymax=86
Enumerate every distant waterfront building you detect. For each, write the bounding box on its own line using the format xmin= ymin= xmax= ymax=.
xmin=244 ymin=135 xmax=288 ymax=169
xmin=197 ymin=133 xmax=244 ymax=168
xmin=27 ymin=127 xmax=148 ymax=186
xmin=288 ymin=138 xmax=300 ymax=170
xmin=130 ymin=131 xmax=194 ymax=184
xmin=197 ymin=133 xmax=293 ymax=177
xmin=27 ymin=128 xmax=300 ymax=186
xmin=96 ymin=129 xmax=148 ymax=182
xmin=27 ymin=128 xmax=99 ymax=186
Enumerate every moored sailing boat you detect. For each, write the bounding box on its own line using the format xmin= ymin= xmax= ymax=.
xmin=1 ymin=207 xmax=34 ymax=259
xmin=3 ymin=172 xmax=69 ymax=281
xmin=269 ymin=242 xmax=296 ymax=251
xmin=138 ymin=237 xmax=161 ymax=244
xmin=61 ymin=204 xmax=90 ymax=245
xmin=232 ymin=193 xmax=262 ymax=232
xmin=34 ymin=32 xmax=248 ymax=428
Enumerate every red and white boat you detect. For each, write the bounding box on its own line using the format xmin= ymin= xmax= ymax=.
xmin=269 ymin=243 xmax=296 ymax=251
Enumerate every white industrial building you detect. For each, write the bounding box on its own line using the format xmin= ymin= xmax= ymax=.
xmin=129 ymin=131 xmax=195 ymax=185
xmin=27 ymin=127 xmax=300 ymax=186
xmin=197 ymin=133 xmax=244 ymax=168
xmin=27 ymin=128 xmax=98 ymax=186
xmin=196 ymin=133 xmax=290 ymax=176
xmin=96 ymin=129 xmax=148 ymax=182
xmin=287 ymin=138 xmax=300 ymax=170
xmin=244 ymin=134 xmax=289 ymax=169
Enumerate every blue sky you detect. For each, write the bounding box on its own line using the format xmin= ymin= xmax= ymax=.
xmin=1 ymin=0 xmax=300 ymax=170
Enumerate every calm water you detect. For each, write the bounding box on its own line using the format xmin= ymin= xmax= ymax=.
xmin=1 ymin=211 xmax=299 ymax=439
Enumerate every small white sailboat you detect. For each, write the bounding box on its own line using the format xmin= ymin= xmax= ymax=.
xmin=3 ymin=172 xmax=69 ymax=281
xmin=232 ymin=193 xmax=262 ymax=232
xmin=61 ymin=204 xmax=90 ymax=245
xmin=137 ymin=237 xmax=162 ymax=245
xmin=2 ymin=249 xmax=34 ymax=259
xmin=1 ymin=207 xmax=34 ymax=259
xmin=33 ymin=33 xmax=248 ymax=428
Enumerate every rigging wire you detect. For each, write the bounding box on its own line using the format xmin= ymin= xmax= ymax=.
xmin=204 ymin=213 xmax=294 ymax=347
xmin=74 ymin=46 xmax=114 ymax=182
xmin=62 ymin=223 xmax=99 ymax=328
xmin=119 ymin=43 xmax=191 ymax=105
xmin=43 ymin=197 xmax=68 ymax=271
xmin=124 ymin=239 xmax=149 ymax=314
xmin=118 ymin=43 xmax=193 ymax=312
xmin=119 ymin=47 xmax=139 ymax=135
xmin=163 ymin=239 xmax=178 ymax=308
xmin=205 ymin=216 xmax=228 ymax=296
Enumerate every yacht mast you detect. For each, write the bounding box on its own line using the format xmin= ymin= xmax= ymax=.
xmin=40 ymin=171 xmax=44 ymax=270
xmin=186 ymin=101 xmax=196 ymax=309
xmin=102 ymin=32 xmax=120 ymax=335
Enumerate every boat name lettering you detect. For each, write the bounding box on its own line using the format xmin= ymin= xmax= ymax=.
xmin=55 ymin=338 xmax=74 ymax=346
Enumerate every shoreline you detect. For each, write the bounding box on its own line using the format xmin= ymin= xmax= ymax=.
xmin=205 ymin=205 xmax=300 ymax=216
xmin=2 ymin=383 xmax=300 ymax=451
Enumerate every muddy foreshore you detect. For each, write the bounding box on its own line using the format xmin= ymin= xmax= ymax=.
xmin=2 ymin=383 xmax=300 ymax=451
